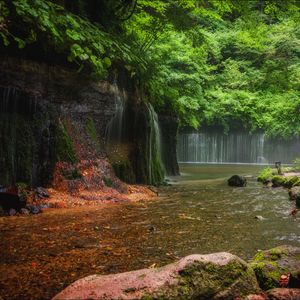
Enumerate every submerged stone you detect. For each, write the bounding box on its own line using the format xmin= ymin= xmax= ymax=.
xmin=53 ymin=253 xmax=259 ymax=300
xmin=228 ymin=175 xmax=247 ymax=187
xmin=250 ymin=245 xmax=300 ymax=290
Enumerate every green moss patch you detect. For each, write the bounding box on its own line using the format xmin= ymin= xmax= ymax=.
xmin=55 ymin=121 xmax=77 ymax=164
xmin=250 ymin=246 xmax=299 ymax=290
xmin=86 ymin=117 xmax=99 ymax=143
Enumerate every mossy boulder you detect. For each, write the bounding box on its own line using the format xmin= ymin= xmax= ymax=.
xmin=53 ymin=253 xmax=260 ymax=300
xmin=250 ymin=245 xmax=300 ymax=290
xmin=228 ymin=175 xmax=247 ymax=187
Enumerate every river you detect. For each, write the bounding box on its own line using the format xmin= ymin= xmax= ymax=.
xmin=1 ymin=164 xmax=299 ymax=299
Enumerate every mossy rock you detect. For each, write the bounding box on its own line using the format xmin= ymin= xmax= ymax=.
xmin=284 ymin=176 xmax=300 ymax=188
xmin=53 ymin=253 xmax=260 ymax=300
xmin=288 ymin=187 xmax=300 ymax=206
xmin=250 ymin=245 xmax=300 ymax=290
xmin=257 ymin=168 xmax=275 ymax=184
xmin=271 ymin=176 xmax=286 ymax=187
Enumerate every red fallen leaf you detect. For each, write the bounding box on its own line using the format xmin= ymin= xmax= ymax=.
xmin=31 ymin=262 xmax=38 ymax=268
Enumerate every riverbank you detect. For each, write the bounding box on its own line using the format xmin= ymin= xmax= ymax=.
xmin=38 ymin=184 xmax=157 ymax=208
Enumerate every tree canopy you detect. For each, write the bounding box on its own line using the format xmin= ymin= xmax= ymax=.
xmin=1 ymin=0 xmax=300 ymax=137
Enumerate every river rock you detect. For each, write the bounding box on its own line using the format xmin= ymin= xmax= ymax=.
xmin=254 ymin=215 xmax=265 ymax=221
xmin=35 ymin=187 xmax=49 ymax=198
xmin=250 ymin=245 xmax=300 ymax=290
xmin=9 ymin=208 xmax=17 ymax=216
xmin=53 ymin=253 xmax=260 ymax=300
xmin=0 ymin=191 xmax=23 ymax=211
xmin=228 ymin=175 xmax=247 ymax=187
xmin=289 ymin=187 xmax=300 ymax=207
xmin=20 ymin=208 xmax=30 ymax=215
xmin=267 ymin=288 xmax=300 ymax=300
xmin=27 ymin=205 xmax=41 ymax=214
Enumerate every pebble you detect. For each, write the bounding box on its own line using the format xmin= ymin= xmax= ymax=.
xmin=9 ymin=208 xmax=17 ymax=216
xmin=148 ymin=225 xmax=156 ymax=232
xmin=27 ymin=205 xmax=41 ymax=215
xmin=36 ymin=187 xmax=49 ymax=198
xmin=20 ymin=208 xmax=30 ymax=215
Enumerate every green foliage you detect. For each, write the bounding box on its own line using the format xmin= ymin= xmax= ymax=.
xmin=122 ymin=0 xmax=300 ymax=135
xmin=293 ymin=158 xmax=300 ymax=171
xmin=1 ymin=0 xmax=143 ymax=77
xmin=200 ymin=8 xmax=300 ymax=136
xmin=257 ymin=167 xmax=274 ymax=183
xmin=1 ymin=0 xmax=300 ymax=137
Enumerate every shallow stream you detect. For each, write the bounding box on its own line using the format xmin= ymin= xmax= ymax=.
xmin=120 ymin=164 xmax=300 ymax=264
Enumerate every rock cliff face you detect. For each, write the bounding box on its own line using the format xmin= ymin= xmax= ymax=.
xmin=0 ymin=57 xmax=178 ymax=187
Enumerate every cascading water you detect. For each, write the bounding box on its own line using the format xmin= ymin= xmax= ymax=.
xmin=0 ymin=86 xmax=38 ymax=185
xmin=105 ymin=80 xmax=125 ymax=144
xmin=105 ymin=79 xmax=164 ymax=184
xmin=146 ymin=102 xmax=164 ymax=182
xmin=178 ymin=131 xmax=300 ymax=164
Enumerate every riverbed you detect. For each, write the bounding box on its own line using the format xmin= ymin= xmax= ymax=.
xmin=0 ymin=164 xmax=299 ymax=299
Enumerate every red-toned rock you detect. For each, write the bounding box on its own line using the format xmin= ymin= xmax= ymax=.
xmin=267 ymin=288 xmax=300 ymax=300
xmin=53 ymin=253 xmax=260 ymax=300
xmin=243 ymin=293 xmax=268 ymax=300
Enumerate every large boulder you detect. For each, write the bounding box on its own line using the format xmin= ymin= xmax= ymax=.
xmin=228 ymin=175 xmax=247 ymax=187
xmin=250 ymin=245 xmax=300 ymax=290
xmin=53 ymin=253 xmax=260 ymax=300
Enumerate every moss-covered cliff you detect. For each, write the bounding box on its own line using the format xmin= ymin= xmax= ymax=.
xmin=0 ymin=57 xmax=177 ymax=187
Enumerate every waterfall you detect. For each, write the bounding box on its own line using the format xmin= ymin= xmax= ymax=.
xmin=105 ymin=81 xmax=164 ymax=184
xmin=105 ymin=80 xmax=125 ymax=144
xmin=178 ymin=131 xmax=300 ymax=164
xmin=146 ymin=103 xmax=164 ymax=182
xmin=0 ymin=86 xmax=37 ymax=185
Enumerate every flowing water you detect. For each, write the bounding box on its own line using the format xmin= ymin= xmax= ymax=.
xmin=111 ymin=163 xmax=299 ymax=263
